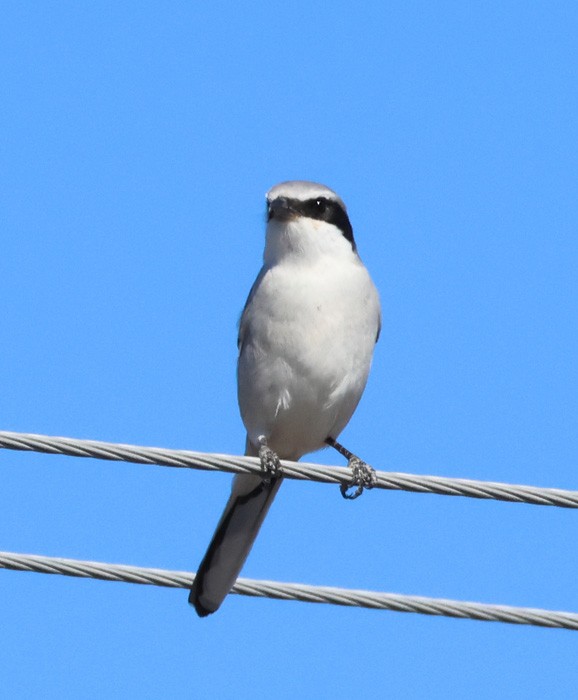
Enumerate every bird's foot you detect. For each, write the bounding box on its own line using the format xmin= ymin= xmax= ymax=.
xmin=325 ymin=437 xmax=377 ymax=500
xmin=341 ymin=456 xmax=377 ymax=500
xmin=257 ymin=437 xmax=281 ymax=483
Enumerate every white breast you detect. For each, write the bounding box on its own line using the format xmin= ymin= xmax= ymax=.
xmin=237 ymin=250 xmax=380 ymax=460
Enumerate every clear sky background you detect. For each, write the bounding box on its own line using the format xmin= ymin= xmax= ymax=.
xmin=1 ymin=3 xmax=577 ymax=698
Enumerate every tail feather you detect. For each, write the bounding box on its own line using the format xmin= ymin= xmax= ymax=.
xmin=189 ymin=470 xmax=283 ymax=616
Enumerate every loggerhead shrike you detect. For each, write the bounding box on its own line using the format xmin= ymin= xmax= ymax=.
xmin=189 ymin=180 xmax=381 ymax=616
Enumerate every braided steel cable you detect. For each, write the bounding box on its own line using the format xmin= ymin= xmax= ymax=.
xmin=1 ymin=430 xmax=577 ymax=508
xmin=1 ymin=550 xmax=576 ymax=630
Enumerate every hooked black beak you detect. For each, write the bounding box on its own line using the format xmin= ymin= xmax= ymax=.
xmin=267 ymin=196 xmax=297 ymax=222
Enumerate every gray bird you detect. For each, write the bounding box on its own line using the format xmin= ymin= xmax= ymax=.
xmin=189 ymin=181 xmax=381 ymax=616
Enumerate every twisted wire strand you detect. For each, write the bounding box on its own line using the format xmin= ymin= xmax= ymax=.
xmin=1 ymin=550 xmax=576 ymax=630
xmin=1 ymin=430 xmax=577 ymax=508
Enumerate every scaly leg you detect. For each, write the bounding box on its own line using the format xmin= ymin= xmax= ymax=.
xmin=325 ymin=436 xmax=377 ymax=500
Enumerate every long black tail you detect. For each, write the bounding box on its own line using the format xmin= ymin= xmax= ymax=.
xmin=189 ymin=472 xmax=283 ymax=616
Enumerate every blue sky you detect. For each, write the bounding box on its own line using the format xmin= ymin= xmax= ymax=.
xmin=1 ymin=2 xmax=577 ymax=698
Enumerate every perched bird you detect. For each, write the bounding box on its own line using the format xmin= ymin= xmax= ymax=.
xmin=189 ymin=180 xmax=381 ymax=616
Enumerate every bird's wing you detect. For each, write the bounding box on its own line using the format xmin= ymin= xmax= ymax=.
xmin=237 ymin=265 xmax=267 ymax=351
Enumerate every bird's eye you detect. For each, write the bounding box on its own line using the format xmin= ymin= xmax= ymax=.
xmin=314 ymin=198 xmax=327 ymax=213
